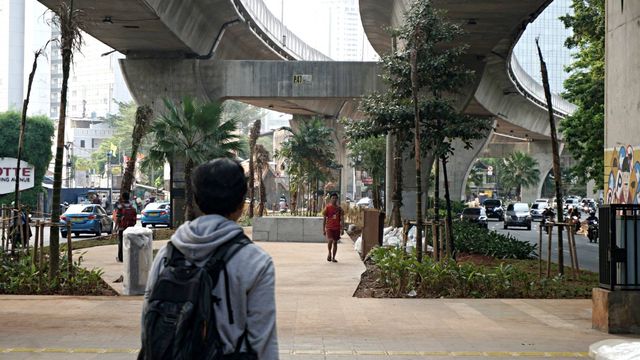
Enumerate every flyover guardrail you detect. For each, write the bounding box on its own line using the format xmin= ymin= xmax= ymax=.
xmin=234 ymin=0 xmax=332 ymax=61
xmin=508 ymin=55 xmax=577 ymax=118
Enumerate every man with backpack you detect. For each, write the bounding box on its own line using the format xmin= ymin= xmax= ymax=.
xmin=139 ymin=158 xmax=278 ymax=360
xmin=114 ymin=192 xmax=138 ymax=262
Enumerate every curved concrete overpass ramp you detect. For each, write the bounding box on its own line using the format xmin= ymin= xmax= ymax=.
xmin=38 ymin=0 xmax=329 ymax=61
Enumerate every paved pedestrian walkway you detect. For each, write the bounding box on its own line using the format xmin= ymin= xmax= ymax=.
xmin=0 ymin=234 xmax=634 ymax=359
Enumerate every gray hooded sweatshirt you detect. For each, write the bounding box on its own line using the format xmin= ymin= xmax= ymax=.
xmin=142 ymin=214 xmax=278 ymax=360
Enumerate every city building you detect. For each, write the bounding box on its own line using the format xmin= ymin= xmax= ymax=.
xmin=263 ymin=0 xmax=378 ymax=61
xmin=512 ymin=0 xmax=574 ymax=94
xmin=0 ymin=0 xmax=51 ymax=116
xmin=49 ymin=33 xmax=131 ymax=120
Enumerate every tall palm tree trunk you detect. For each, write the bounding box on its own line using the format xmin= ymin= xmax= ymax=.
xmin=184 ymin=158 xmax=195 ymax=221
xmin=120 ymin=106 xmax=152 ymax=194
xmin=50 ymin=1 xmax=77 ymax=279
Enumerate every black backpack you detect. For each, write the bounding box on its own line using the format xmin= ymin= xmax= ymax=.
xmin=139 ymin=233 xmax=256 ymax=360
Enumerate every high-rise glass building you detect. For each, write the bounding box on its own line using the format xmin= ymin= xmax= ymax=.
xmin=513 ymin=0 xmax=573 ymax=94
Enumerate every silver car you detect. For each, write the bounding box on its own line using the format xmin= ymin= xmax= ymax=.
xmin=504 ymin=203 xmax=532 ymax=230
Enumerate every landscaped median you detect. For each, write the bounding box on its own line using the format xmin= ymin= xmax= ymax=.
xmin=354 ymin=222 xmax=597 ymax=299
xmin=0 ymin=227 xmax=175 ymax=296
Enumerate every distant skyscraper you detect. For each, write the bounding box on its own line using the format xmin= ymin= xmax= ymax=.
xmin=320 ymin=0 xmax=377 ymax=61
xmin=0 ymin=0 xmax=51 ymax=116
xmin=513 ymin=0 xmax=574 ymax=94
xmin=263 ymin=0 xmax=377 ymax=61
xmin=49 ymin=33 xmax=131 ymax=120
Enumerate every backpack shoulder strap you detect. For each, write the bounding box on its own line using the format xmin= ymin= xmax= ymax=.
xmin=203 ymin=232 xmax=252 ymax=325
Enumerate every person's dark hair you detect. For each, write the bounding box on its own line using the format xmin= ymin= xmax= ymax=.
xmin=330 ymin=192 xmax=338 ymax=198
xmin=121 ymin=192 xmax=130 ymax=201
xmin=193 ymin=158 xmax=247 ymax=216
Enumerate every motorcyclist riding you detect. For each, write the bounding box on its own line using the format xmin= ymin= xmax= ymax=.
xmin=542 ymin=207 xmax=555 ymax=234
xmin=586 ymin=210 xmax=599 ymax=243
xmin=570 ymin=206 xmax=581 ymax=234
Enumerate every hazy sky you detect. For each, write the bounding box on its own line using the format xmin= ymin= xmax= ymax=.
xmin=262 ymin=0 xmax=332 ymax=55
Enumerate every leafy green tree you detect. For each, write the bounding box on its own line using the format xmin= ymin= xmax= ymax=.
xmin=559 ymin=0 xmax=604 ymax=187
xmin=347 ymin=1 xmax=492 ymax=260
xmin=348 ymin=136 xmax=386 ymax=209
xmin=501 ymin=151 xmax=541 ymax=201
xmin=0 ymin=112 xmax=54 ymax=208
xmin=145 ymin=97 xmax=244 ymax=221
xmin=276 ymin=118 xmax=336 ymax=216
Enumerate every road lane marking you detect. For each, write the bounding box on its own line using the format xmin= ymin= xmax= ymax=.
xmin=0 ymin=347 xmax=588 ymax=357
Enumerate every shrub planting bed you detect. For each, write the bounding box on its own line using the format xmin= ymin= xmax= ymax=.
xmin=354 ymin=246 xmax=597 ymax=299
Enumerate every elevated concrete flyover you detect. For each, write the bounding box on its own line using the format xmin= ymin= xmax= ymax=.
xmin=121 ymin=59 xmax=382 ymax=118
xmin=360 ymin=0 xmax=576 ymax=204
xmin=38 ymin=0 xmax=330 ymax=61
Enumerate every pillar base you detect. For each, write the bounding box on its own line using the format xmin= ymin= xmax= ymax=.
xmin=592 ymin=287 xmax=640 ymax=334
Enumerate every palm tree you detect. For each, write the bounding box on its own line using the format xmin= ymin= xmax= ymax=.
xmin=255 ymin=144 xmax=270 ymax=216
xmin=276 ymin=118 xmax=336 ymax=216
xmin=146 ymin=97 xmax=243 ymax=221
xmin=49 ymin=0 xmax=83 ymax=279
xmin=501 ymin=151 xmax=541 ymax=201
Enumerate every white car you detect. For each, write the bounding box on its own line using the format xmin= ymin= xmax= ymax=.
xmin=356 ymin=197 xmax=373 ymax=208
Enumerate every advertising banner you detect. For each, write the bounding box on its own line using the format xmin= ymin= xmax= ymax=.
xmin=0 ymin=158 xmax=35 ymax=195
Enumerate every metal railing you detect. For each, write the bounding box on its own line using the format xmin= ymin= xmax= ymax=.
xmin=234 ymin=0 xmax=332 ymax=61
xmin=508 ymin=55 xmax=577 ymax=118
xmin=599 ymin=204 xmax=640 ymax=291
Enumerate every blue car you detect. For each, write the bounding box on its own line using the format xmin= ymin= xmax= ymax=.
xmin=60 ymin=204 xmax=114 ymax=238
xmin=141 ymin=202 xmax=171 ymax=228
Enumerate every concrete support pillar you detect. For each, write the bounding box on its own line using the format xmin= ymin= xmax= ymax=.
xmin=120 ymin=58 xmax=218 ymax=226
xmin=484 ymin=140 xmax=558 ymax=203
xmin=438 ymin=134 xmax=494 ymax=203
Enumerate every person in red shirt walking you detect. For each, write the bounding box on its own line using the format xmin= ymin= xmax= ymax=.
xmin=322 ymin=192 xmax=344 ymax=262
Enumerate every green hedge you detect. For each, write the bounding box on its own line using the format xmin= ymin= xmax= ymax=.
xmin=452 ymin=221 xmax=536 ymax=259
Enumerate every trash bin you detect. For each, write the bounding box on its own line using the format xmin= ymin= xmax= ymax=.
xmin=123 ymin=227 xmax=153 ymax=295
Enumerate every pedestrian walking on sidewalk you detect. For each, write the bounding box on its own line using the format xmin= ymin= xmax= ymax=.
xmin=322 ymin=192 xmax=344 ymax=262
xmin=113 ymin=192 xmax=137 ymax=262
xmin=139 ymin=158 xmax=278 ymax=360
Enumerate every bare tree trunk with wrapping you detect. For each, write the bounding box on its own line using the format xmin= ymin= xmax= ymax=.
xmin=536 ymin=39 xmax=565 ymax=275
xmin=120 ymin=105 xmax=153 ymax=194
xmin=248 ymin=120 xmax=261 ymax=217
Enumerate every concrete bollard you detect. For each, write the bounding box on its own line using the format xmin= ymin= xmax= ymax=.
xmin=123 ymin=227 xmax=153 ymax=295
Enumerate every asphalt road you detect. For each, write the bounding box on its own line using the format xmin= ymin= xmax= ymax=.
xmin=488 ymin=219 xmax=600 ymax=273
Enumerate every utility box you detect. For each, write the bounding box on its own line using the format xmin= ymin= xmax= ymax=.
xmin=361 ymin=209 xmax=384 ymax=260
xmin=123 ymin=227 xmax=153 ymax=295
